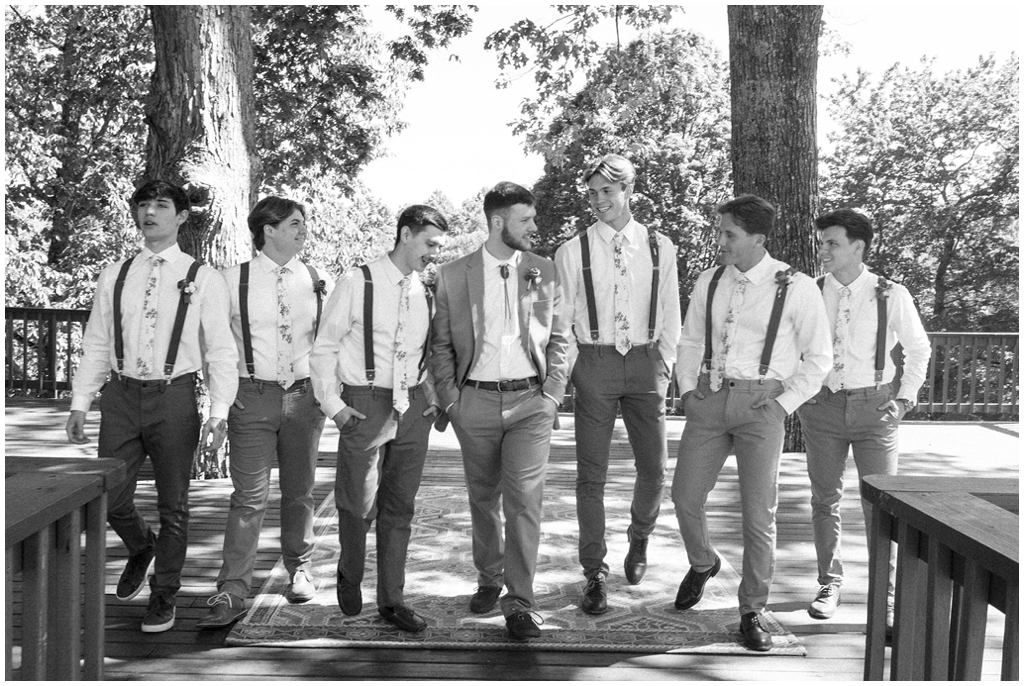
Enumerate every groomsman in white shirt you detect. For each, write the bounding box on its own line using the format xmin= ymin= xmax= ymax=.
xmin=66 ymin=180 xmax=238 ymax=633
xmin=554 ymin=154 xmax=681 ymax=614
xmin=198 ymin=197 xmax=334 ymax=629
xmin=310 ymin=205 xmax=449 ymax=633
xmin=798 ymin=209 xmax=930 ymax=630
xmin=671 ymin=195 xmax=831 ymax=651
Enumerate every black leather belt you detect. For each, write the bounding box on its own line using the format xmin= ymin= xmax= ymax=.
xmin=466 ymin=376 xmax=539 ymax=392
xmin=120 ymin=371 xmax=197 ymax=388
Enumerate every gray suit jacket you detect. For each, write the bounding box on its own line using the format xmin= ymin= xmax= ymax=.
xmin=430 ymin=247 xmax=570 ymax=429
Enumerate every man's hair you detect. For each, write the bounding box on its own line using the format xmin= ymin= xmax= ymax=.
xmin=582 ymin=154 xmax=636 ymax=188
xmin=483 ymin=182 xmax=535 ymax=225
xmin=815 ymin=208 xmax=874 ymax=258
xmin=717 ymin=194 xmax=776 ymax=237
xmin=248 ymin=196 xmax=306 ymax=251
xmin=395 ymin=204 xmax=449 ymax=246
xmin=131 ymin=180 xmax=190 ymax=215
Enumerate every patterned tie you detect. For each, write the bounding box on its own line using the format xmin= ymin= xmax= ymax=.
xmin=612 ymin=233 xmax=632 ymax=355
xmin=712 ymin=273 xmax=749 ymax=392
xmin=276 ymin=266 xmax=295 ymax=389
xmin=392 ymin=275 xmax=412 ymax=415
xmin=831 ymin=285 xmax=853 ymax=392
xmin=136 ymin=255 xmax=164 ymax=378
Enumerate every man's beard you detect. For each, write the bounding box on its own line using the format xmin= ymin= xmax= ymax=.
xmin=501 ymin=225 xmax=531 ymax=252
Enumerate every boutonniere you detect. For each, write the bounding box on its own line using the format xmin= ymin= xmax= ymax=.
xmin=313 ymin=279 xmax=327 ymax=296
xmin=875 ymin=277 xmax=893 ymax=300
xmin=774 ymin=267 xmax=797 ymax=287
xmin=420 ymin=263 xmax=438 ymax=292
xmin=177 ymin=278 xmax=198 ymax=304
xmin=524 ymin=267 xmax=542 ymax=291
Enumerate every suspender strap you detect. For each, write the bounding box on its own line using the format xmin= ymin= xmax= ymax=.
xmin=646 ymin=229 xmax=660 ymax=341
xmin=163 ymin=260 xmax=201 ymax=380
xmin=874 ymin=278 xmax=888 ymax=385
xmin=306 ymin=264 xmax=323 ymax=338
xmin=759 ymin=276 xmax=791 ymax=379
xmin=112 ymin=255 xmax=137 ymax=378
xmin=579 ymin=231 xmax=600 ymax=342
xmin=703 ymin=266 xmax=727 ymax=374
xmin=359 ymin=264 xmax=375 ymax=385
xmin=239 ymin=261 xmax=256 ymax=382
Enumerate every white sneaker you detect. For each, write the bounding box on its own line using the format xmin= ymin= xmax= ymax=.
xmin=808 ymin=583 xmax=841 ymax=619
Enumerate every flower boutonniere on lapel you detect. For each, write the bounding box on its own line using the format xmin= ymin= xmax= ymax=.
xmin=177 ymin=277 xmax=198 ymax=304
xmin=774 ymin=266 xmax=797 ymax=288
xmin=313 ymin=279 xmax=327 ymax=297
xmin=420 ymin=263 xmax=438 ymax=293
xmin=524 ymin=267 xmax=542 ymax=292
xmin=875 ymin=277 xmax=893 ymax=300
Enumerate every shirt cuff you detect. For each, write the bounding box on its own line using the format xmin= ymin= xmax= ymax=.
xmin=70 ymin=395 xmax=94 ymax=413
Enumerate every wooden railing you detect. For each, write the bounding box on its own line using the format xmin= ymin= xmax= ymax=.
xmin=4 ymin=307 xmax=1020 ymax=415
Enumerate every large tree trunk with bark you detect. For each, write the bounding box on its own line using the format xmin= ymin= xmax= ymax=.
xmin=145 ymin=6 xmax=261 ymax=477
xmin=728 ymin=5 xmax=823 ymax=451
xmin=145 ymin=5 xmax=261 ymax=268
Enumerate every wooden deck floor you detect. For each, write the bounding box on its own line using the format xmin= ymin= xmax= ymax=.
xmin=5 ymin=398 xmax=1019 ymax=680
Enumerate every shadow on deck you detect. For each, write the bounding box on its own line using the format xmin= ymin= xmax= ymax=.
xmin=5 ymin=398 xmax=1019 ymax=680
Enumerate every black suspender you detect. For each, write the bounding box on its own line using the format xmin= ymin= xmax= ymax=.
xmin=702 ymin=266 xmax=727 ymax=376
xmin=113 ymin=253 xmax=199 ymax=382
xmin=239 ymin=261 xmax=326 ymax=384
xmin=358 ymin=264 xmax=433 ymax=388
xmin=704 ymin=265 xmax=794 ymax=382
xmin=579 ymin=228 xmax=661 ymax=345
xmin=817 ymin=275 xmax=889 ymax=385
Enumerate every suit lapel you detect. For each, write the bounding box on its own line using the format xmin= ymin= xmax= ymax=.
xmin=466 ymin=248 xmax=485 ymax=365
xmin=516 ymin=255 xmax=531 ymax=351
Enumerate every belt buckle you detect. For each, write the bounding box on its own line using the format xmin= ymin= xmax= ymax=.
xmin=497 ymin=380 xmax=513 ymax=392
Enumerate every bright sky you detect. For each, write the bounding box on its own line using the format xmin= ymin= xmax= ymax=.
xmin=359 ymin=3 xmax=1020 ymax=210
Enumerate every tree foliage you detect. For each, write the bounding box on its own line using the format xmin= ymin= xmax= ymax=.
xmin=485 ymin=5 xmax=681 ymax=146
xmin=822 ymin=55 xmax=1019 ymax=331
xmin=526 ymin=29 xmax=732 ymax=305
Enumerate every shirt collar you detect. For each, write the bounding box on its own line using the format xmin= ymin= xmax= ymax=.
xmin=595 ymin=218 xmax=642 ymax=245
xmin=254 ymin=251 xmax=302 ymax=274
xmin=482 ymin=246 xmax=521 ymax=271
xmin=824 ymin=265 xmax=870 ymax=294
xmin=140 ymin=243 xmax=185 ymax=264
xmin=729 ymin=251 xmax=775 ymax=284
xmin=379 ymin=254 xmax=409 ymax=286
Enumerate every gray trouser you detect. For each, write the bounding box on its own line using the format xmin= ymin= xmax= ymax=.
xmin=572 ymin=344 xmax=669 ymax=579
xmin=217 ymin=378 xmax=325 ymax=598
xmin=797 ymin=385 xmax=899 ymax=602
xmin=672 ymin=378 xmax=786 ymax=616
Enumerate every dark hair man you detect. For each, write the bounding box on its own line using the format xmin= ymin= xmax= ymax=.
xmin=671 ymin=194 xmax=831 ymax=651
xmin=310 ymin=204 xmax=449 ymax=633
xmin=66 ymin=179 xmax=238 ymax=633
xmin=430 ymin=182 xmax=570 ymax=641
xmin=553 ymin=154 xmax=681 ymax=615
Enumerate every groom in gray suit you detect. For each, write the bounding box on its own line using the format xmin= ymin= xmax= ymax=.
xmin=430 ymin=181 xmax=570 ymax=641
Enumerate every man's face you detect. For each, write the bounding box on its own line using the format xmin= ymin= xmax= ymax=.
xmin=499 ymin=203 xmax=538 ymax=252
xmin=265 ymin=208 xmax=307 ymax=257
xmin=136 ymin=196 xmax=187 ymax=246
xmin=817 ymin=225 xmax=863 ymax=275
xmin=716 ymin=212 xmax=764 ymax=269
xmin=586 ymin=174 xmax=631 ymax=229
xmin=404 ymin=224 xmax=448 ymax=273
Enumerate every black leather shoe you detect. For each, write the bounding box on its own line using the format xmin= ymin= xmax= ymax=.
xmin=336 ymin=567 xmax=362 ymax=616
xmin=506 ymin=611 xmax=542 ymax=640
xmin=624 ymin=528 xmax=648 ymax=585
xmin=580 ymin=573 xmax=608 ymax=615
xmin=469 ymin=586 xmax=501 ymax=614
xmin=379 ymin=605 xmax=427 ymax=633
xmin=116 ymin=532 xmax=157 ymax=601
xmin=674 ymin=557 xmax=721 ymax=610
xmin=740 ymin=611 xmax=773 ymax=651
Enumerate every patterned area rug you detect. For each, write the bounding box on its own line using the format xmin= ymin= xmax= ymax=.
xmin=227 ymin=486 xmax=805 ymax=655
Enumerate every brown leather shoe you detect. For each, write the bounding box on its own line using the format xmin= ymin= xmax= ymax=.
xmin=674 ymin=557 xmax=721 ymax=610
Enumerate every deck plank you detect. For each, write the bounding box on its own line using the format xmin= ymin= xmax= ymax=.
xmin=4 ymin=399 xmax=1017 ymax=680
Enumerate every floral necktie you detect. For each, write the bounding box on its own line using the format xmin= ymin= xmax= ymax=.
xmin=392 ymin=275 xmax=412 ymax=414
xmin=830 ymin=285 xmax=853 ymax=392
xmin=136 ymin=255 xmax=164 ymax=378
xmin=276 ymin=266 xmax=294 ymax=389
xmin=612 ymin=233 xmax=632 ymax=355
xmin=712 ymin=273 xmax=748 ymax=392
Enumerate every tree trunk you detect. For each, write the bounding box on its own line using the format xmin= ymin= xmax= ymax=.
xmin=145 ymin=5 xmax=261 ymax=268
xmin=145 ymin=6 xmax=261 ymax=477
xmin=727 ymin=5 xmax=823 ymax=451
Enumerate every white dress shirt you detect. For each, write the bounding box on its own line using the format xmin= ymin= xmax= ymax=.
xmin=71 ymin=244 xmax=239 ymax=419
xmin=220 ymin=252 xmax=334 ymax=382
xmin=468 ymin=248 xmax=537 ymax=382
xmin=676 ymin=252 xmax=832 ymax=414
xmin=309 ymin=254 xmax=436 ymax=420
xmin=819 ymin=268 xmax=931 ymax=400
xmin=555 ymin=218 xmax=681 ymax=372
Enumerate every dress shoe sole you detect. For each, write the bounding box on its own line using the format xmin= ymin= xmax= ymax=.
xmin=469 ymin=588 xmax=501 ymax=614
xmin=285 ymin=589 xmax=316 ymax=604
xmin=141 ymin=614 xmax=175 ymax=634
xmin=807 ymin=604 xmax=837 ymax=620
xmin=379 ymin=609 xmax=426 ymax=633
xmin=581 ymin=601 xmax=609 ymax=615
xmin=196 ymin=608 xmax=248 ymax=629
xmin=115 ymin=559 xmax=154 ymax=602
xmin=743 ymin=639 xmax=772 ymax=652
